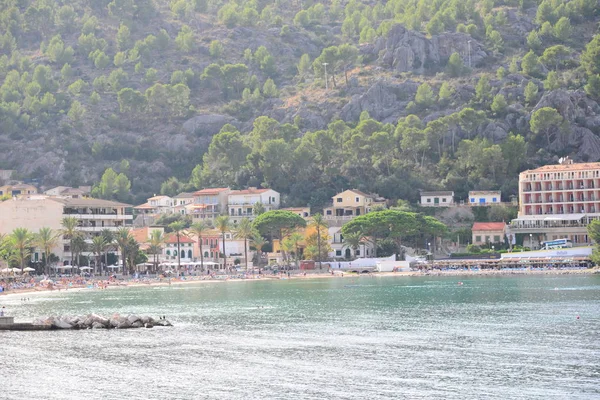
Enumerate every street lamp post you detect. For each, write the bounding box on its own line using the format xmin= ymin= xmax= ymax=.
xmin=322 ymin=62 xmax=329 ymax=90
xmin=529 ymin=233 xmax=533 ymax=249
xmin=467 ymin=40 xmax=472 ymax=69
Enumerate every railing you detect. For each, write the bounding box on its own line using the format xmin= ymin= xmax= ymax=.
xmin=323 ymin=215 xmax=355 ymax=220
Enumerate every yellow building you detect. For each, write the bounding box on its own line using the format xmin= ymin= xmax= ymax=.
xmin=0 ymin=183 xmax=38 ymax=197
xmin=323 ymin=189 xmax=386 ymax=220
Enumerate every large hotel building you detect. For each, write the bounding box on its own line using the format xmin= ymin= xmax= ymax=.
xmin=511 ymin=158 xmax=600 ymax=247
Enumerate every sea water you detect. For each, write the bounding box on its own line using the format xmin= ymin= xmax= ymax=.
xmin=1 ymin=275 xmax=599 ymax=399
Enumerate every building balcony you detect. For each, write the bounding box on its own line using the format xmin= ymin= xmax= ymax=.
xmin=65 ymin=213 xmax=132 ymax=220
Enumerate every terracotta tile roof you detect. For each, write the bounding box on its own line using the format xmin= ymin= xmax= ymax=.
xmin=347 ymin=189 xmax=372 ymax=197
xmin=148 ymin=195 xmax=171 ymax=200
xmin=523 ymin=162 xmax=600 ymax=173
xmin=230 ymin=188 xmax=271 ymax=195
xmin=472 ymin=222 xmax=506 ymax=231
xmin=131 ymin=227 xmax=149 ymax=243
xmin=192 ymin=187 xmax=230 ymax=195
xmin=165 ymin=233 xmax=195 ymax=244
xmin=173 ymin=192 xmax=194 ymax=198
xmin=134 ymin=202 xmax=153 ymax=209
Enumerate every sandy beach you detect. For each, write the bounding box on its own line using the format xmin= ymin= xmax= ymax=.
xmin=1 ymin=267 xmax=597 ymax=299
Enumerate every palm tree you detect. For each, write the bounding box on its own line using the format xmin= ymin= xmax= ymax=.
xmin=114 ymin=227 xmax=132 ymax=276
xmin=286 ymin=232 xmax=304 ymax=269
xmin=169 ymin=221 xmax=185 ymax=275
xmin=342 ymin=232 xmax=363 ymax=260
xmin=10 ymin=228 xmax=34 ymax=273
xmin=101 ymin=229 xmax=114 ymax=272
xmin=190 ymin=221 xmax=211 ymax=271
xmin=61 ymin=216 xmax=79 ymax=267
xmin=148 ymin=230 xmax=165 ymax=272
xmin=71 ymin=233 xmax=87 ymax=269
xmin=91 ymin=236 xmax=107 ymax=274
xmin=36 ymin=227 xmax=59 ymax=275
xmin=125 ymin=237 xmax=140 ymax=274
xmin=310 ymin=214 xmax=328 ymax=269
xmin=251 ymin=233 xmax=268 ymax=269
xmin=215 ymin=215 xmax=230 ymax=272
xmin=234 ymin=219 xmax=254 ymax=271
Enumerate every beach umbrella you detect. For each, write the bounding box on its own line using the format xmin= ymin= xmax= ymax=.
xmin=23 ymin=267 xmax=36 ymax=272
xmin=107 ymin=265 xmax=120 ymax=269
xmin=79 ymin=266 xmax=92 ymax=271
xmin=0 ymin=268 xmax=10 ymax=273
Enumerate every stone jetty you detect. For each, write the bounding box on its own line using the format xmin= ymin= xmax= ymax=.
xmin=24 ymin=314 xmax=173 ymax=330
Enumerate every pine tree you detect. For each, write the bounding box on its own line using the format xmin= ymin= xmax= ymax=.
xmin=524 ymin=81 xmax=539 ymax=105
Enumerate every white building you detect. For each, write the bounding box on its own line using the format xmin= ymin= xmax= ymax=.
xmin=468 ymin=190 xmax=502 ymax=206
xmin=328 ymin=227 xmax=374 ymax=260
xmin=190 ymin=188 xmax=230 ymax=222
xmin=228 ymin=188 xmax=280 ymax=224
xmin=134 ymin=195 xmax=174 ymax=215
xmin=172 ymin=192 xmax=195 ymax=214
xmin=420 ymin=191 xmax=454 ymax=207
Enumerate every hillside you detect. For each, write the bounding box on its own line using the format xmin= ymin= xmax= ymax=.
xmin=2 ymin=0 xmax=600 ymax=206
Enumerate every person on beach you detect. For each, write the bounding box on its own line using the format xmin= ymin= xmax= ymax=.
xmin=0 ymin=306 xmax=5 ymax=316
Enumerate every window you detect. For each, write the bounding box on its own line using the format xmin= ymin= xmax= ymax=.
xmin=355 ymin=197 xmax=359 ymax=202
xmin=355 ymin=250 xmax=360 ymax=256
xmin=188 ymin=250 xmax=192 ymax=259
xmin=336 ymin=250 xmax=342 ymax=256
xmin=470 ymin=198 xmax=475 ymax=203
xmin=494 ymin=236 xmax=500 ymax=242
xmin=166 ymin=250 xmax=171 ymax=256
xmin=485 ymin=236 xmax=490 ymax=242
xmin=427 ymin=198 xmax=431 ymax=203
xmin=492 ymin=198 xmax=497 ymax=202
xmin=475 ymin=236 xmax=481 ymax=242
xmin=336 ymin=198 xmax=342 ymax=203
xmin=326 ymin=210 xmax=332 ymax=215
xmin=442 ymin=198 xmax=447 ymax=202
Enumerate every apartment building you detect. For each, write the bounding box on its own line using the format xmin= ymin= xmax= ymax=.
xmin=228 ymin=188 xmax=280 ymax=224
xmin=134 ymin=195 xmax=174 ymax=215
xmin=511 ymin=158 xmax=600 ymax=246
xmin=189 ymin=188 xmax=230 ymax=222
xmin=0 ymin=196 xmax=133 ymax=264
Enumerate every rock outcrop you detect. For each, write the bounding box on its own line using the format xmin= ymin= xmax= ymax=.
xmin=182 ymin=114 xmax=237 ymax=136
xmin=340 ymin=79 xmax=420 ymax=122
xmin=371 ymin=24 xmax=487 ymax=73
xmin=32 ymin=314 xmax=173 ymax=330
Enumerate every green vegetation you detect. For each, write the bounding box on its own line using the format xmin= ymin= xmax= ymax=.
xmin=0 ymin=0 xmax=599 ymax=209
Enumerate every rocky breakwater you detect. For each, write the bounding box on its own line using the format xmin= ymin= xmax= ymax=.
xmin=32 ymin=314 xmax=172 ymax=330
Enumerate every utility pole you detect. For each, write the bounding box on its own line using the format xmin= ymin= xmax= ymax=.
xmin=322 ymin=62 xmax=328 ymax=90
xmin=467 ymin=40 xmax=472 ymax=69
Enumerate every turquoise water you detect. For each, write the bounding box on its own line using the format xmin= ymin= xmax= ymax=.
xmin=1 ymin=275 xmax=599 ymax=399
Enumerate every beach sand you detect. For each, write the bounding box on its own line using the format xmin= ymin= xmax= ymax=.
xmin=1 ymin=267 xmax=597 ymax=299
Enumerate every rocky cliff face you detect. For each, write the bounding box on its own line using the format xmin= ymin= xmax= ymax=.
xmin=372 ymin=25 xmax=487 ymax=73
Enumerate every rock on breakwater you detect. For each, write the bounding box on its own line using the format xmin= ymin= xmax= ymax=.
xmin=32 ymin=314 xmax=172 ymax=330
